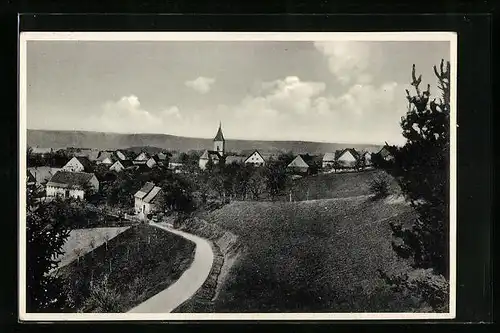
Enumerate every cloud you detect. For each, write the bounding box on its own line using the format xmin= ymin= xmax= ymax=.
xmin=185 ymin=76 xmax=216 ymax=94
xmin=314 ymin=41 xmax=382 ymax=85
xmin=237 ymin=76 xmax=326 ymax=116
xmin=96 ymin=95 xmax=183 ymax=133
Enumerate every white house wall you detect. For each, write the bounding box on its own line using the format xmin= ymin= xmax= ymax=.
xmin=62 ymin=158 xmax=85 ymax=172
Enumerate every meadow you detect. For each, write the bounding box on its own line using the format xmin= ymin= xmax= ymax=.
xmin=56 ymin=224 xmax=196 ymax=312
xmin=195 ymin=171 xmax=422 ymax=312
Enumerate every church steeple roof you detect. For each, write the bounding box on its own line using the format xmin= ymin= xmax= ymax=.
xmin=213 ymin=122 xmax=225 ymax=141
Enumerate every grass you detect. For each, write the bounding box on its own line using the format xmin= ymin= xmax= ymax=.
xmin=56 ymin=227 xmax=129 ymax=269
xmin=281 ymin=169 xmax=401 ymax=201
xmin=197 ymin=196 xmax=421 ymax=312
xmin=56 ymin=224 xmax=196 ymax=313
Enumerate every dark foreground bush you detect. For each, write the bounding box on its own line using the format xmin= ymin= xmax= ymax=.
xmin=369 ymin=174 xmax=391 ymax=199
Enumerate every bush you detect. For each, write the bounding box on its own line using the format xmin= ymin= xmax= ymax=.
xmin=369 ymin=174 xmax=391 ymax=199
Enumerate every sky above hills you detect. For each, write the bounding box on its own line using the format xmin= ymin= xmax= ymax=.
xmin=26 ymin=39 xmax=450 ymax=145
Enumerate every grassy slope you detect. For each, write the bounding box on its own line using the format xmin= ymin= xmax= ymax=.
xmin=200 ymin=198 xmax=418 ymax=312
xmin=57 ymin=224 xmax=196 ymax=313
xmin=283 ymin=169 xmax=402 ymax=201
xmin=56 ymin=227 xmax=130 ymax=269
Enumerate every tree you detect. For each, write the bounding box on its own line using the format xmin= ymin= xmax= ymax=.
xmin=26 ymin=193 xmax=71 ymax=312
xmin=379 ymin=60 xmax=451 ymax=311
xmin=264 ymin=162 xmax=290 ymax=200
xmin=247 ymin=168 xmax=267 ymax=200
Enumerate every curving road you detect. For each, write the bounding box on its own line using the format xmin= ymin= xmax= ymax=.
xmin=128 ymin=222 xmax=214 ymax=313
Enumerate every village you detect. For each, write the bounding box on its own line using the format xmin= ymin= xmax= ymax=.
xmin=27 ymin=123 xmax=394 ymax=223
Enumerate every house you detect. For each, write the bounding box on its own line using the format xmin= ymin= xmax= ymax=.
xmin=133 ymin=152 xmax=150 ymax=165
xmin=115 ymin=150 xmax=128 ymax=161
xmin=199 ymin=150 xmax=223 ymax=170
xmin=75 ymin=149 xmax=100 ymax=161
xmin=26 ymin=170 xmax=36 ymax=187
xmin=225 ymin=155 xmax=246 ymax=165
xmin=146 ymin=156 xmax=160 ymax=168
xmin=322 ymin=152 xmax=337 ymax=169
xmin=96 ymin=151 xmax=116 ymax=165
xmin=287 ymin=155 xmax=313 ymax=174
xmin=167 ymin=154 xmax=184 ymax=170
xmin=134 ymin=182 xmax=164 ymax=220
xmin=199 ymin=122 xmax=226 ymax=170
xmin=336 ymin=148 xmax=360 ymax=169
xmin=109 ymin=160 xmax=133 ymax=172
xmin=244 ymin=150 xmax=266 ymax=167
xmin=62 ymin=156 xmax=93 ymax=173
xmin=378 ymin=146 xmax=394 ymax=161
xmin=46 ymin=171 xmax=99 ymax=200
xmin=27 ymin=167 xmax=61 ymax=186
xmin=361 ymin=151 xmax=373 ymax=166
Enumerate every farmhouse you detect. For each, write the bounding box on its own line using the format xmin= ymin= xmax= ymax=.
xmin=62 ymin=156 xmax=93 ymax=173
xmin=28 ymin=166 xmax=61 ymax=186
xmin=287 ymin=155 xmax=313 ymax=174
xmin=27 ymin=170 xmax=36 ymax=187
xmin=199 ymin=122 xmax=226 ymax=170
xmin=322 ymin=152 xmax=337 ymax=169
xmin=244 ymin=150 xmax=266 ymax=167
xmin=146 ymin=156 xmax=161 ymax=169
xmin=336 ymin=148 xmax=360 ymax=169
xmin=109 ymin=160 xmax=133 ymax=172
xmin=134 ymin=182 xmax=164 ymax=220
xmin=133 ymin=152 xmax=150 ymax=165
xmin=378 ymin=146 xmax=394 ymax=161
xmin=96 ymin=151 xmax=116 ymax=165
xmin=74 ymin=148 xmax=100 ymax=161
xmin=46 ymin=171 xmax=99 ymax=200
xmin=361 ymin=151 xmax=373 ymax=166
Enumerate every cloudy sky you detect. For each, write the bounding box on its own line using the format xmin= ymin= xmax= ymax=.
xmin=26 ymin=40 xmax=450 ymax=145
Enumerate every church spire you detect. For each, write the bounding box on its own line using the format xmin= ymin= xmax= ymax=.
xmin=214 ymin=121 xmax=225 ymax=142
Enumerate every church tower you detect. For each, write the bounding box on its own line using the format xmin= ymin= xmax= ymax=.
xmin=213 ymin=121 xmax=225 ymax=155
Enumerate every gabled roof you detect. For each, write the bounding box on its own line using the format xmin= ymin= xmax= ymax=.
xmin=337 ymin=148 xmax=360 ymax=160
xmin=200 ymin=150 xmax=222 ymax=160
xmin=244 ymin=150 xmax=265 ymax=163
xmin=97 ymin=151 xmax=116 ymax=162
xmin=378 ymin=146 xmax=393 ymax=158
xmin=156 ymin=152 xmax=168 ymax=160
xmin=134 ymin=152 xmax=150 ymax=161
xmin=110 ymin=160 xmax=133 ymax=169
xmin=135 ymin=182 xmax=155 ymax=199
xmin=66 ymin=156 xmax=93 ymax=171
xmin=287 ymin=155 xmax=310 ymax=169
xmin=75 ymin=149 xmax=100 ymax=161
xmin=143 ymin=186 xmax=162 ymax=204
xmin=46 ymin=171 xmax=96 ymax=189
xmin=213 ymin=123 xmax=225 ymax=141
xmin=27 ymin=170 xmax=36 ymax=183
xmin=28 ymin=167 xmax=61 ymax=184
xmin=322 ymin=152 xmax=337 ymax=162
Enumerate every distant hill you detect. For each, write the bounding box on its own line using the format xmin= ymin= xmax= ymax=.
xmin=27 ymin=129 xmax=383 ymax=155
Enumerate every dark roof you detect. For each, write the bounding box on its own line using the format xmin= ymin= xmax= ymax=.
xmin=27 ymin=170 xmax=36 ymax=183
xmin=298 ymin=154 xmax=315 ymax=164
xmin=46 ymin=171 xmax=96 ymax=189
xmin=200 ymin=150 xmax=222 ymax=160
xmin=120 ymin=160 xmax=134 ymax=167
xmin=336 ymin=148 xmax=360 ymax=160
xmin=213 ymin=123 xmax=225 ymax=141
xmin=135 ymin=182 xmax=156 ymax=199
xmin=74 ymin=156 xmax=93 ymax=171
xmin=378 ymin=146 xmax=393 ymax=158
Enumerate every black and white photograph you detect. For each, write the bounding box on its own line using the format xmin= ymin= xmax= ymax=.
xmin=19 ymin=32 xmax=457 ymax=321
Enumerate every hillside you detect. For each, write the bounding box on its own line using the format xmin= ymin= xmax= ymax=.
xmin=198 ymin=197 xmax=419 ymax=313
xmin=27 ymin=129 xmax=383 ymax=155
xmin=56 ymin=224 xmax=195 ymax=313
